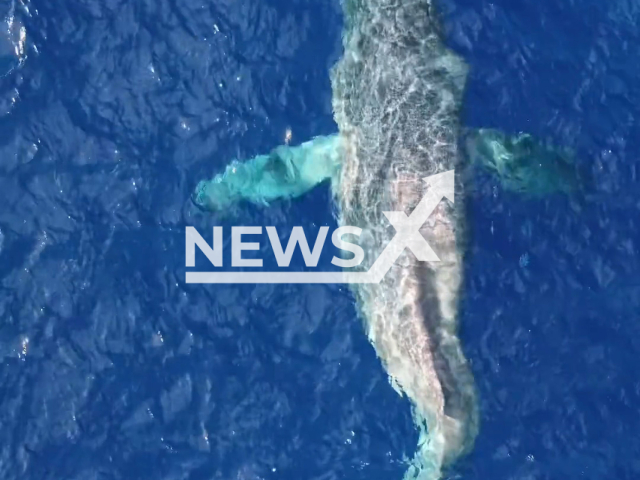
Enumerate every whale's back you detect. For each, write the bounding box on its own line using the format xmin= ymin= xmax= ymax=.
xmin=330 ymin=0 xmax=468 ymax=224
xmin=329 ymin=0 xmax=478 ymax=476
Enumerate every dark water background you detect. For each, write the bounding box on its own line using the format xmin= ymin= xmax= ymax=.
xmin=1 ymin=0 xmax=639 ymax=478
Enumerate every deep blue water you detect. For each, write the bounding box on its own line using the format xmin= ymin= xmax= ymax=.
xmin=1 ymin=0 xmax=639 ymax=479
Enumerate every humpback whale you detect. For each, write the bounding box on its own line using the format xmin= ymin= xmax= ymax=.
xmin=193 ymin=0 xmax=579 ymax=478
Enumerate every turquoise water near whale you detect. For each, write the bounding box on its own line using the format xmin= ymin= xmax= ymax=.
xmin=1 ymin=0 xmax=639 ymax=479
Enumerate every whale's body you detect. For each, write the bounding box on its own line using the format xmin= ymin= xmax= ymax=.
xmin=194 ymin=0 xmax=580 ymax=477
xmin=329 ymin=0 xmax=477 ymax=475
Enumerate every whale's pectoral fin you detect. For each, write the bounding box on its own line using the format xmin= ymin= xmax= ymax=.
xmin=193 ymin=134 xmax=344 ymax=212
xmin=463 ymin=127 xmax=588 ymax=197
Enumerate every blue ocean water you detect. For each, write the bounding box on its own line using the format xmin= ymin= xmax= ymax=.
xmin=1 ymin=0 xmax=639 ymax=478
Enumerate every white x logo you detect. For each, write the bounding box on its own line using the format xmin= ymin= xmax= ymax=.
xmin=366 ymin=170 xmax=455 ymax=281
